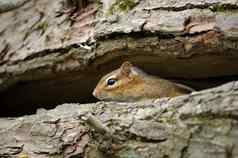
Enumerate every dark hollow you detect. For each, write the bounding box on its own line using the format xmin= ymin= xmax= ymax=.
xmin=0 ymin=61 xmax=238 ymax=117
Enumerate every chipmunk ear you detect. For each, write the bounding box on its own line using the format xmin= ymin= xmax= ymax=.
xmin=120 ymin=61 xmax=133 ymax=76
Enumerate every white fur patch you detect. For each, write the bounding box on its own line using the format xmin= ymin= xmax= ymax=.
xmin=106 ymin=75 xmax=116 ymax=83
xmin=131 ymin=68 xmax=138 ymax=75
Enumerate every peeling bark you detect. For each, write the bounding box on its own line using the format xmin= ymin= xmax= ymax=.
xmin=0 ymin=0 xmax=238 ymax=157
xmin=1 ymin=81 xmax=238 ymax=157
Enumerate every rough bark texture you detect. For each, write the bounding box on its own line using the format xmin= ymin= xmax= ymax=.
xmin=0 ymin=0 xmax=238 ymax=157
xmin=1 ymin=81 xmax=238 ymax=157
xmin=0 ymin=0 xmax=238 ymax=112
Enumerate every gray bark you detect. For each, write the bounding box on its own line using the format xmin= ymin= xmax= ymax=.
xmin=1 ymin=81 xmax=238 ymax=157
xmin=0 ymin=0 xmax=30 ymax=13
xmin=0 ymin=0 xmax=238 ymax=157
xmin=0 ymin=0 xmax=237 ymax=88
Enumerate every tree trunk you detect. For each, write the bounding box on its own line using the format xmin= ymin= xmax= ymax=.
xmin=1 ymin=82 xmax=238 ymax=157
xmin=0 ymin=0 xmax=238 ymax=157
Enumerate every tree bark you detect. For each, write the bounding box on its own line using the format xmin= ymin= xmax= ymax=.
xmin=0 ymin=81 xmax=238 ymax=157
xmin=0 ymin=0 xmax=238 ymax=157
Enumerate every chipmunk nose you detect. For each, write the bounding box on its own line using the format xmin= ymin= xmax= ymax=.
xmin=92 ymin=89 xmax=98 ymax=97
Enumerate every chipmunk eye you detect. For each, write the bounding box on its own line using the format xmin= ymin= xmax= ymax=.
xmin=107 ymin=78 xmax=117 ymax=86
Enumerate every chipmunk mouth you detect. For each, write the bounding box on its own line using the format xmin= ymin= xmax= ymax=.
xmin=92 ymin=92 xmax=115 ymax=101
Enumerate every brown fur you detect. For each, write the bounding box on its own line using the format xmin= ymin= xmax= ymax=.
xmin=93 ymin=61 xmax=194 ymax=102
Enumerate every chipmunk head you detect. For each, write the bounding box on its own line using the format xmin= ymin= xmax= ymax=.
xmin=93 ymin=61 xmax=144 ymax=101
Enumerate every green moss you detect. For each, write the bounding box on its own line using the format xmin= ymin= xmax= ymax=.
xmin=116 ymin=147 xmax=140 ymax=158
xmin=209 ymin=4 xmax=232 ymax=12
xmin=35 ymin=21 xmax=48 ymax=35
xmin=108 ymin=0 xmax=137 ymax=15
xmin=159 ymin=116 xmax=177 ymax=125
xmin=118 ymin=0 xmax=136 ymax=11
xmin=18 ymin=154 xmax=29 ymax=158
xmin=96 ymin=0 xmax=103 ymax=16
xmin=96 ymin=0 xmax=101 ymax=6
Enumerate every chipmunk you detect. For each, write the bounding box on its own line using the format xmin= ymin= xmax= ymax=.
xmin=93 ymin=61 xmax=194 ymax=102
